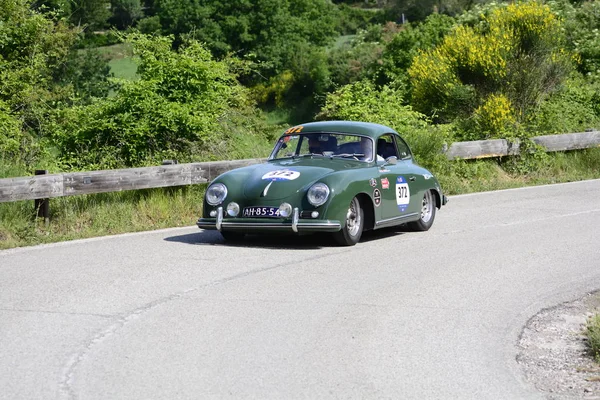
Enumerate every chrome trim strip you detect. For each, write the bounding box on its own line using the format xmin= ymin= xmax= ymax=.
xmin=216 ymin=207 xmax=223 ymax=231
xmin=261 ymin=180 xmax=274 ymax=197
xmin=292 ymin=207 xmax=299 ymax=233
xmin=196 ymin=220 xmax=341 ymax=231
xmin=375 ymin=212 xmax=419 ymax=227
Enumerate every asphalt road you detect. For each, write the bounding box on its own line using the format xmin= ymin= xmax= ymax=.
xmin=1 ymin=179 xmax=600 ymax=400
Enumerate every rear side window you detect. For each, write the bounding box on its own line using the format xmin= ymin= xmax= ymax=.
xmin=394 ymin=136 xmax=412 ymax=160
xmin=376 ymin=134 xmax=397 ymax=159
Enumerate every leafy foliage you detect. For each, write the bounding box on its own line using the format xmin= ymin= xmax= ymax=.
xmin=409 ymin=1 xmax=573 ymax=140
xmin=560 ymin=0 xmax=600 ymax=77
xmin=586 ymin=313 xmax=600 ymax=362
xmin=317 ymin=80 xmax=427 ymax=132
xmin=0 ymin=0 xmax=77 ymax=162
xmin=69 ymin=0 xmax=111 ymax=31
xmin=530 ymin=77 xmax=600 ymax=134
xmin=54 ymin=49 xmax=113 ymax=102
xmin=315 ymin=80 xmax=451 ymax=172
xmin=110 ymin=0 xmax=145 ymax=29
xmin=51 ymin=34 xmax=271 ymax=169
xmin=379 ymin=13 xmax=455 ymax=89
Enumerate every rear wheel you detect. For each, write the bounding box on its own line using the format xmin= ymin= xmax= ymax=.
xmin=220 ymin=231 xmax=245 ymax=242
xmin=333 ymin=196 xmax=364 ymax=246
xmin=408 ymin=190 xmax=436 ymax=231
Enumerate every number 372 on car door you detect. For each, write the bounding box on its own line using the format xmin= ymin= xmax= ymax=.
xmin=396 ymin=176 xmax=410 ymax=212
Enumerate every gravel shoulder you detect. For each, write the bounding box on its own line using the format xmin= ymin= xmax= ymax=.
xmin=518 ymin=291 xmax=600 ymax=399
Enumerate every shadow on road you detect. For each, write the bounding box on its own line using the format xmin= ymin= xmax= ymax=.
xmin=164 ymin=228 xmax=404 ymax=249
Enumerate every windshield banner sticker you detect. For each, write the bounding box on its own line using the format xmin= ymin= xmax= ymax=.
xmin=396 ymin=176 xmax=410 ymax=212
xmin=261 ymin=169 xmax=301 ymax=181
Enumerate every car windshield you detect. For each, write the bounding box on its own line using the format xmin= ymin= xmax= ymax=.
xmin=270 ymin=133 xmax=375 ymax=162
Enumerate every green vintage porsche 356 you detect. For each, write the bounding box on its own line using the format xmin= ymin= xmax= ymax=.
xmin=197 ymin=121 xmax=448 ymax=246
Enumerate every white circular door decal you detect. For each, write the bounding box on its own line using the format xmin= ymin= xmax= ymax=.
xmin=262 ymin=169 xmax=301 ymax=181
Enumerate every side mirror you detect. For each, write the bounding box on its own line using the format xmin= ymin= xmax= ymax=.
xmin=385 ymin=156 xmax=398 ymax=165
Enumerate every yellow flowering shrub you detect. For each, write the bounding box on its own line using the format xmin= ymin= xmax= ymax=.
xmin=408 ymin=1 xmax=572 ymax=139
xmin=251 ymin=70 xmax=295 ymax=107
xmin=472 ymin=94 xmax=516 ymax=139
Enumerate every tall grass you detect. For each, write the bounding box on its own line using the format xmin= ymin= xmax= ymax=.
xmin=586 ymin=314 xmax=600 ymax=362
xmin=0 ymin=186 xmax=206 ymax=250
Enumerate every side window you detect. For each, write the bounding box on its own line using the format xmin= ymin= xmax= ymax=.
xmin=376 ymin=134 xmax=398 ymax=159
xmin=394 ymin=136 xmax=412 ymax=160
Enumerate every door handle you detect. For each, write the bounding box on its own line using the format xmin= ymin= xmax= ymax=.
xmin=409 ymin=177 xmax=416 ymax=182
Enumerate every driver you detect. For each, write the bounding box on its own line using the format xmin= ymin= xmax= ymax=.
xmin=308 ymin=135 xmax=323 ymax=154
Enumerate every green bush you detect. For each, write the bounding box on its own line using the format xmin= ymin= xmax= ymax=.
xmin=0 ymin=101 xmax=23 ymax=159
xmin=379 ymin=13 xmax=455 ymax=88
xmin=531 ymin=77 xmax=600 ymax=134
xmin=337 ymin=4 xmax=385 ymax=34
xmin=54 ymin=48 xmax=113 ymax=102
xmin=51 ymin=34 xmax=270 ymax=169
xmin=586 ymin=314 xmax=600 ymax=362
xmin=559 ymin=0 xmax=600 ymax=77
xmin=315 ymin=79 xmax=451 ymax=172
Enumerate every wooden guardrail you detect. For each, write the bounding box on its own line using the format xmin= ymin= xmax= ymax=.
xmin=0 ymin=159 xmax=265 ymax=203
xmin=0 ymin=130 xmax=599 ymax=206
xmin=444 ymin=130 xmax=600 ymax=160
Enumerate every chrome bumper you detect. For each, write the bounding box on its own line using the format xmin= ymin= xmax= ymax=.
xmin=197 ymin=207 xmax=341 ymax=233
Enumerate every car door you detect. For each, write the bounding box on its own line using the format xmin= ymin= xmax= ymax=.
xmin=378 ymin=134 xmax=420 ymax=220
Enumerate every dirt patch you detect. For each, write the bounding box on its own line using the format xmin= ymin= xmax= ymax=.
xmin=517 ymin=292 xmax=600 ymax=399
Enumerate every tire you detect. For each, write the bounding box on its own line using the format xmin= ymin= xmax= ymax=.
xmin=220 ymin=231 xmax=245 ymax=242
xmin=408 ymin=190 xmax=436 ymax=232
xmin=333 ymin=196 xmax=364 ymax=246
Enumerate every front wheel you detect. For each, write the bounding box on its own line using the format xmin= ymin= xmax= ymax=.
xmin=333 ymin=196 xmax=364 ymax=246
xmin=408 ymin=190 xmax=436 ymax=232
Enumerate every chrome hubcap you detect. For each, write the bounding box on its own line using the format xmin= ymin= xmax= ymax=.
xmin=420 ymin=191 xmax=433 ymax=223
xmin=346 ymin=198 xmax=361 ymax=236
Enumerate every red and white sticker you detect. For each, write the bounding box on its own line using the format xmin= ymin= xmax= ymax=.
xmin=381 ymin=178 xmax=389 ymax=189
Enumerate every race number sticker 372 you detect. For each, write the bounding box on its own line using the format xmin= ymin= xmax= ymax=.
xmin=396 ymin=176 xmax=410 ymax=212
xmin=261 ymin=169 xmax=300 ymax=181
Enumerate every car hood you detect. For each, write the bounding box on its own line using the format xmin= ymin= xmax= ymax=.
xmin=239 ymin=158 xmax=358 ymax=200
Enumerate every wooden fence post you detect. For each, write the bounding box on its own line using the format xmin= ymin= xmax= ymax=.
xmin=34 ymin=170 xmax=49 ymax=224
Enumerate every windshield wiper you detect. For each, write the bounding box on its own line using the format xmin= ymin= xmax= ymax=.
xmin=297 ymin=153 xmax=325 ymax=158
xmin=332 ymin=153 xmax=365 ymax=160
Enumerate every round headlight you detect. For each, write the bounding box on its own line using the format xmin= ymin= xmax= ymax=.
xmin=307 ymin=183 xmax=330 ymax=207
xmin=226 ymin=202 xmax=240 ymax=217
xmin=279 ymin=203 xmax=292 ymax=218
xmin=206 ymin=183 xmax=228 ymax=206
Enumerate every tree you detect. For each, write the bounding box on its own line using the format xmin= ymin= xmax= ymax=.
xmin=385 ymin=0 xmax=499 ymax=23
xmin=69 ymin=0 xmax=111 ymax=31
xmin=0 ymin=0 xmax=77 ymax=162
xmin=110 ymin=0 xmax=144 ymax=29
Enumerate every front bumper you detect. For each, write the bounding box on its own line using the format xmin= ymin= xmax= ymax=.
xmin=197 ymin=207 xmax=341 ymax=233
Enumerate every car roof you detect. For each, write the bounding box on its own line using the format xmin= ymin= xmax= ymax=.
xmin=289 ymin=121 xmax=398 ymax=139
